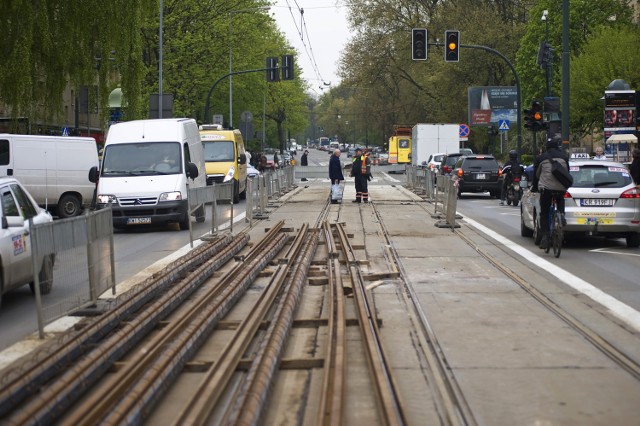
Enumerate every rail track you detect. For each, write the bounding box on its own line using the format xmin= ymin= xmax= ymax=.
xmin=0 ymin=198 xmax=414 ymax=425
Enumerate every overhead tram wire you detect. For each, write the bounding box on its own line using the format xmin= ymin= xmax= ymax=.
xmin=280 ymin=1 xmax=329 ymax=85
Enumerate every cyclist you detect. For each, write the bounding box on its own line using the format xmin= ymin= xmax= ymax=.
xmin=499 ymin=150 xmax=524 ymax=205
xmin=532 ymin=139 xmax=570 ymax=249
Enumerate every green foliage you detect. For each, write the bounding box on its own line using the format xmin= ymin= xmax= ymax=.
xmin=0 ymin=0 xmax=154 ymax=122
xmin=570 ymin=25 xmax=640 ymax=137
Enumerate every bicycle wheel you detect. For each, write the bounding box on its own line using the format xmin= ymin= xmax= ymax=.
xmin=545 ymin=206 xmax=554 ymax=254
xmin=552 ymin=213 xmax=562 ymax=258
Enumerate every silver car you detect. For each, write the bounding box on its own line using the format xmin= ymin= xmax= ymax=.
xmin=520 ymin=159 xmax=640 ymax=248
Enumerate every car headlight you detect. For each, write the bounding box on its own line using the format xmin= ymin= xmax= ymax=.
xmin=223 ymin=166 xmax=235 ymax=182
xmin=159 ymin=191 xmax=183 ymax=202
xmin=97 ymin=194 xmax=117 ymax=204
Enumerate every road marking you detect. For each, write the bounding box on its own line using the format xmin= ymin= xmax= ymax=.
xmin=590 ymin=247 xmax=640 ymax=257
xmin=381 ymin=172 xmax=400 ymax=182
xmin=464 ymin=217 xmax=640 ymax=332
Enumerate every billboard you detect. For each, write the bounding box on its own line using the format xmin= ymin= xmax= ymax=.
xmin=468 ymin=86 xmax=518 ymax=126
xmin=603 ymin=90 xmax=637 ymax=159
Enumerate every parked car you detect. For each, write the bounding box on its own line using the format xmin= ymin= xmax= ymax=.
xmin=425 ymin=153 xmax=446 ymax=170
xmin=264 ymin=154 xmax=277 ymax=170
xmin=0 ymin=177 xmax=55 ymax=306
xmin=452 ymin=155 xmax=502 ymax=198
xmin=439 ymin=152 xmax=465 ymax=176
xmin=520 ymin=159 xmax=640 ymax=248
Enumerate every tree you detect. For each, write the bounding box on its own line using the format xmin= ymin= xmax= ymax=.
xmin=570 ymin=25 xmax=640 ymax=137
xmin=0 ymin=1 xmax=153 ymax=124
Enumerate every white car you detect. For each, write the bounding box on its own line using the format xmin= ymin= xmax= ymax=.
xmin=520 ymin=159 xmax=640 ymax=248
xmin=247 ymin=164 xmax=261 ymax=178
xmin=425 ymin=153 xmax=446 ymax=170
xmin=0 ymin=177 xmax=55 ymax=306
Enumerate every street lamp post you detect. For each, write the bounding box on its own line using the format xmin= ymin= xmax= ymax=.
xmin=228 ymin=6 xmax=269 ymax=128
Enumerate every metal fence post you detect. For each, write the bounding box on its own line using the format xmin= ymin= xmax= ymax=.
xmin=86 ymin=213 xmax=98 ymax=304
xmin=29 ymin=217 xmax=46 ymax=339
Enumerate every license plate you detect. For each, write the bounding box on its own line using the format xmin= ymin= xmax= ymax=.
xmin=580 ymin=199 xmax=614 ymax=207
xmin=475 ymin=173 xmax=486 ymax=180
xmin=577 ymin=218 xmax=614 ymax=225
xmin=127 ymin=217 xmax=152 ymax=225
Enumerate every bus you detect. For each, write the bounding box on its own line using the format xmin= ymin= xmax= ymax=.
xmin=319 ymin=137 xmax=330 ymax=150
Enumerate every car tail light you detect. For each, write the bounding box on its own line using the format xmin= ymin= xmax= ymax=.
xmin=620 ymin=187 xmax=640 ymax=199
xmin=457 ymin=169 xmax=463 ymax=177
xmin=443 ymin=166 xmax=451 ymax=173
xmin=564 ymin=191 xmax=572 ymax=198
xmin=513 ymin=177 xmax=521 ymax=183
xmin=498 ymin=168 xmax=502 ymax=177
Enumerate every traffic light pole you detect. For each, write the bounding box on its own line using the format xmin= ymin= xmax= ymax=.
xmin=204 ymin=67 xmax=278 ymax=125
xmin=429 ymin=42 xmax=523 ymax=160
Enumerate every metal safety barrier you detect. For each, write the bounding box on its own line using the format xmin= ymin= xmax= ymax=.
xmin=29 ymin=208 xmax=116 ymax=338
xmin=405 ymin=165 xmax=459 ymax=230
xmin=187 ymin=181 xmax=234 ymax=247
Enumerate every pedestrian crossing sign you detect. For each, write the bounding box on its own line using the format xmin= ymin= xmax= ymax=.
xmin=498 ymin=119 xmax=510 ymax=131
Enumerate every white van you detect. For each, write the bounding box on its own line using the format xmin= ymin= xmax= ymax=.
xmin=90 ymin=118 xmax=206 ymax=230
xmin=0 ymin=134 xmax=99 ymax=218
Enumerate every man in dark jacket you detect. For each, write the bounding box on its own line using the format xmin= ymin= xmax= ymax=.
xmin=350 ymin=147 xmax=371 ymax=203
xmin=533 ymin=139 xmax=570 ymax=249
xmin=630 ymin=148 xmax=640 ymax=186
xmin=301 ymin=150 xmax=309 ymax=166
xmin=329 ymin=149 xmax=344 ymax=203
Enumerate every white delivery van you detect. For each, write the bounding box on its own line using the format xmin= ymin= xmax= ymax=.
xmin=89 ymin=118 xmax=206 ymax=230
xmin=0 ymin=134 xmax=99 ymax=218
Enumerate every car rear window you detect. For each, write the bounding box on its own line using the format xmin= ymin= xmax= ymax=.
xmin=462 ymin=158 xmax=498 ymax=169
xmin=570 ymin=165 xmax=633 ymax=188
xmin=445 ymin=155 xmax=462 ymax=166
xmin=433 ymin=155 xmax=444 ymax=162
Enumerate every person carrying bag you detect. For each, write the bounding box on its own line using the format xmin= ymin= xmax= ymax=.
xmin=329 ymin=149 xmax=345 ymax=203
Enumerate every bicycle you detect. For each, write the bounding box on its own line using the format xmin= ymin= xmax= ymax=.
xmin=545 ymin=192 xmax=565 ymax=258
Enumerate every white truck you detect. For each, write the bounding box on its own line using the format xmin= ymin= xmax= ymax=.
xmin=411 ymin=124 xmax=460 ymax=167
xmin=0 ymin=134 xmax=99 ymax=217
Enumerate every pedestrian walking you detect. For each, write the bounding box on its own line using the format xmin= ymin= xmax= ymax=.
xmin=630 ymin=148 xmax=640 ymax=187
xmin=301 ymin=150 xmax=309 ymax=166
xmin=329 ymin=149 xmax=344 ymax=203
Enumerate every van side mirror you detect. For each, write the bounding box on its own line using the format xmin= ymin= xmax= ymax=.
xmin=239 ymin=153 xmax=246 ymax=165
xmin=2 ymin=216 xmax=25 ymax=229
xmin=186 ymin=162 xmax=199 ymax=180
xmin=88 ymin=166 xmax=99 ymax=183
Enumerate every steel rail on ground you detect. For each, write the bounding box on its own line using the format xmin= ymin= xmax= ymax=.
xmin=63 ymin=222 xmax=288 ymax=425
xmin=0 ymin=234 xmax=234 ymax=419
xmin=315 ymin=221 xmax=347 ymax=425
xmin=371 ymin=202 xmax=476 ymax=426
xmin=171 ymin=223 xmax=312 ymax=425
xmin=227 ymin=226 xmax=320 ymax=425
xmin=334 ymin=222 xmax=408 ymax=426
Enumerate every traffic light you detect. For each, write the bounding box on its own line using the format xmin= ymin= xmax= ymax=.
xmin=281 ymin=55 xmax=294 ymax=80
xmin=524 ymin=99 xmax=544 ymax=131
xmin=412 ymin=28 xmax=427 ymax=60
xmin=266 ymin=57 xmax=279 ymax=82
xmin=532 ymin=100 xmax=544 ymax=130
xmin=444 ymin=30 xmax=460 ymax=62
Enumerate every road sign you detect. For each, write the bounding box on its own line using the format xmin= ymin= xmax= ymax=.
xmin=498 ymin=119 xmax=510 ymax=131
xmin=62 ymin=127 xmax=69 ymax=136
xmin=459 ymin=124 xmax=470 ymax=138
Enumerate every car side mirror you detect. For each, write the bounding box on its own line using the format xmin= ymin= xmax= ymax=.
xmin=2 ymin=216 xmax=25 ymax=229
xmin=239 ymin=153 xmax=246 ymax=165
xmin=88 ymin=166 xmax=99 ymax=183
xmin=186 ymin=162 xmax=199 ymax=180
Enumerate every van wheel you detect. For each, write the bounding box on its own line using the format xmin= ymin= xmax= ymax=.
xmin=627 ymin=233 xmax=640 ymax=248
xmin=179 ymin=215 xmax=190 ymax=230
xmin=29 ymin=255 xmax=54 ymax=295
xmin=239 ymin=180 xmax=247 ymax=200
xmin=58 ymin=194 xmax=81 ymax=218
xmin=233 ymin=180 xmax=240 ymax=204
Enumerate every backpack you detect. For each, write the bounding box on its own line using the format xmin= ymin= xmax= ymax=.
xmin=551 ymin=159 xmax=573 ymax=189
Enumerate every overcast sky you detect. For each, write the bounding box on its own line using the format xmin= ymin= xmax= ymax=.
xmin=272 ymin=1 xmax=350 ymax=95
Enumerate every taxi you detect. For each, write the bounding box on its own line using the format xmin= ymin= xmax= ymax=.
xmin=0 ymin=177 xmax=54 ymax=306
xmin=520 ymin=159 xmax=640 ymax=248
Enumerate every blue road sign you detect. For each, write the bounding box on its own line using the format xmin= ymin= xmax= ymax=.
xmin=498 ymin=119 xmax=510 ymax=131
xmin=459 ymin=124 xmax=470 ymax=138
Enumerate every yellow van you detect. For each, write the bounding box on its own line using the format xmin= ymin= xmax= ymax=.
xmin=199 ymin=124 xmax=247 ymax=203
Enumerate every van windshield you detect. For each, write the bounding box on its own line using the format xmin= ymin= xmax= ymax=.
xmin=101 ymin=142 xmax=182 ymax=176
xmin=203 ymin=141 xmax=234 ymax=162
